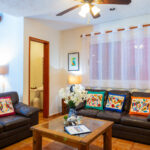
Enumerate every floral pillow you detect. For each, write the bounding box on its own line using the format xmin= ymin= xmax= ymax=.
xmin=105 ymin=93 xmax=126 ymax=113
xmin=0 ymin=97 xmax=15 ymax=117
xmin=85 ymin=91 xmax=105 ymax=110
xmin=129 ymin=97 xmax=150 ymax=116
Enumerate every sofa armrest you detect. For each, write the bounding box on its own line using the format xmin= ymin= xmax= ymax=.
xmin=14 ymin=102 xmax=40 ymax=117
xmin=147 ymin=115 xmax=150 ymax=121
xmin=76 ymin=100 xmax=86 ymax=111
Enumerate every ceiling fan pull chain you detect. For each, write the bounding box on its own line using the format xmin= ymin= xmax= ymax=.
xmin=87 ymin=13 xmax=90 ymax=24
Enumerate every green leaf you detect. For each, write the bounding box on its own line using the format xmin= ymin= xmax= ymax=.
xmin=64 ymin=137 xmax=67 ymax=142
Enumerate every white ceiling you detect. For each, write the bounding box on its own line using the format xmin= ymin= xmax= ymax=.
xmin=0 ymin=0 xmax=150 ymax=30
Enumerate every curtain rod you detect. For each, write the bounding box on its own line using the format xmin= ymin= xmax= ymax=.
xmin=80 ymin=24 xmax=150 ymax=37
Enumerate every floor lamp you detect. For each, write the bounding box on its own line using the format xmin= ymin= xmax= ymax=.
xmin=0 ymin=65 xmax=9 ymax=92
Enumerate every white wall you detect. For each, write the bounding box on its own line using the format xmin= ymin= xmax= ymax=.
xmin=61 ymin=26 xmax=93 ymax=80
xmin=94 ymin=14 xmax=150 ymax=32
xmin=23 ymin=18 xmax=66 ymax=116
xmin=23 ymin=18 xmax=93 ymax=116
xmin=0 ymin=14 xmax=24 ymax=101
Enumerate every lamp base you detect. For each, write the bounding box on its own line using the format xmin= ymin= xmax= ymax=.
xmin=70 ymin=84 xmax=75 ymax=92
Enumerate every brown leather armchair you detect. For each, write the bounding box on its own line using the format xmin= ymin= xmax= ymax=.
xmin=0 ymin=92 xmax=39 ymax=148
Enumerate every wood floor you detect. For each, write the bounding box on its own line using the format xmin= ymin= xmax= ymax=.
xmin=2 ymin=112 xmax=150 ymax=150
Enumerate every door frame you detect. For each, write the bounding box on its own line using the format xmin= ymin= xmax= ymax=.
xmin=29 ymin=36 xmax=49 ymax=118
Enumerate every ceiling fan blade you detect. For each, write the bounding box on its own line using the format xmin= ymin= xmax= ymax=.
xmin=92 ymin=13 xmax=101 ymax=19
xmin=74 ymin=0 xmax=92 ymax=2
xmin=93 ymin=0 xmax=131 ymax=4
xmin=56 ymin=4 xmax=82 ymax=16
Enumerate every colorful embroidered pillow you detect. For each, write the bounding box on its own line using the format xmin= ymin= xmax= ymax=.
xmin=85 ymin=91 xmax=105 ymax=110
xmin=0 ymin=97 xmax=15 ymax=117
xmin=129 ymin=97 xmax=150 ymax=116
xmin=105 ymin=93 xmax=126 ymax=113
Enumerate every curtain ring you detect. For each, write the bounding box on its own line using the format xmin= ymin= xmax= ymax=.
xmin=82 ymin=34 xmax=86 ymax=38
xmin=138 ymin=24 xmax=143 ymax=29
xmin=91 ymin=32 xmax=95 ymax=36
xmin=125 ymin=27 xmax=129 ymax=31
xmin=112 ymin=29 xmax=117 ymax=33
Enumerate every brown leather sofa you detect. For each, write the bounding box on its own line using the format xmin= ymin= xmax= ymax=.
xmin=0 ymin=92 xmax=39 ymax=148
xmin=76 ymin=89 xmax=150 ymax=145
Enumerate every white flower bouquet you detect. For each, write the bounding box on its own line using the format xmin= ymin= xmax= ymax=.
xmin=59 ymin=85 xmax=87 ymax=108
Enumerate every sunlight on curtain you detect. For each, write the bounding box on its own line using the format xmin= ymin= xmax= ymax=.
xmin=81 ymin=27 xmax=150 ymax=89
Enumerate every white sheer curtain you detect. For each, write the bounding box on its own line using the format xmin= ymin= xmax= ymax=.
xmin=81 ymin=26 xmax=150 ymax=89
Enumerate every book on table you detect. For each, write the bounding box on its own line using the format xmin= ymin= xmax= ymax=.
xmin=64 ymin=125 xmax=91 ymax=135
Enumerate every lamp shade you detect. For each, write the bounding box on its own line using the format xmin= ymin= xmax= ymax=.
xmin=68 ymin=75 xmax=82 ymax=85
xmin=0 ymin=65 xmax=9 ymax=75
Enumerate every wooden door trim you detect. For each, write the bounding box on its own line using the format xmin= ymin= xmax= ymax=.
xmin=29 ymin=36 xmax=49 ymax=118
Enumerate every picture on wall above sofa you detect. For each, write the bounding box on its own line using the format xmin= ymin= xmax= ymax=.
xmin=68 ymin=52 xmax=79 ymax=71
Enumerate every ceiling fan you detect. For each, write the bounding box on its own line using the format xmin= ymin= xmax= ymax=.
xmin=56 ymin=0 xmax=131 ymax=19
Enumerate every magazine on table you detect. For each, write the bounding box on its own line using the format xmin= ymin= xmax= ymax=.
xmin=64 ymin=125 xmax=91 ymax=135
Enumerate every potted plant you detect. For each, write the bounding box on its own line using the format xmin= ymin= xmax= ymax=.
xmin=64 ymin=115 xmax=68 ymax=125
xmin=59 ymin=84 xmax=87 ymax=117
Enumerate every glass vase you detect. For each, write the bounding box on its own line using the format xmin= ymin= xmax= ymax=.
xmin=68 ymin=108 xmax=76 ymax=118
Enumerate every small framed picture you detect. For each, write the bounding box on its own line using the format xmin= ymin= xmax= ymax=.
xmin=68 ymin=52 xmax=79 ymax=71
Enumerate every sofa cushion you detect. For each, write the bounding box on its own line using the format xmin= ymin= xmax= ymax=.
xmin=132 ymin=92 xmax=150 ymax=97
xmin=85 ymin=91 xmax=105 ymax=110
xmin=0 ymin=92 xmax=19 ymax=106
xmin=86 ymin=89 xmax=108 ymax=101
xmin=129 ymin=96 xmax=150 ymax=116
xmin=0 ymin=97 xmax=15 ymax=117
xmin=121 ymin=115 xmax=150 ymax=130
xmin=97 ymin=111 xmax=122 ymax=123
xmin=108 ymin=90 xmax=131 ymax=112
xmin=0 ymin=115 xmax=30 ymax=131
xmin=14 ymin=102 xmax=40 ymax=117
xmin=76 ymin=109 xmax=99 ymax=118
xmin=105 ymin=93 xmax=126 ymax=113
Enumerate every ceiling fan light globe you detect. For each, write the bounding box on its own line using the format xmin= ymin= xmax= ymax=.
xmin=81 ymin=3 xmax=90 ymax=14
xmin=92 ymin=5 xmax=100 ymax=16
xmin=79 ymin=10 xmax=87 ymax=17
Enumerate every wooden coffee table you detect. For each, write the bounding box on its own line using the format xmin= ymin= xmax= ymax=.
xmin=31 ymin=116 xmax=113 ymax=150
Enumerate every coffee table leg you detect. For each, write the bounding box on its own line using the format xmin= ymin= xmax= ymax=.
xmin=79 ymin=145 xmax=89 ymax=150
xmin=33 ymin=131 xmax=42 ymax=150
xmin=104 ymin=127 xmax=112 ymax=150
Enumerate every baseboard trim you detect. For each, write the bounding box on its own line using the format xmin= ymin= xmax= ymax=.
xmin=48 ymin=113 xmax=62 ymax=118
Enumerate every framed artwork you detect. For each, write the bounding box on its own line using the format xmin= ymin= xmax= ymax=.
xmin=68 ymin=52 xmax=79 ymax=71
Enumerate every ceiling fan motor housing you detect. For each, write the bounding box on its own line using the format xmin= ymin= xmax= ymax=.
xmin=82 ymin=0 xmax=104 ymax=3
xmin=84 ymin=0 xmax=93 ymax=3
